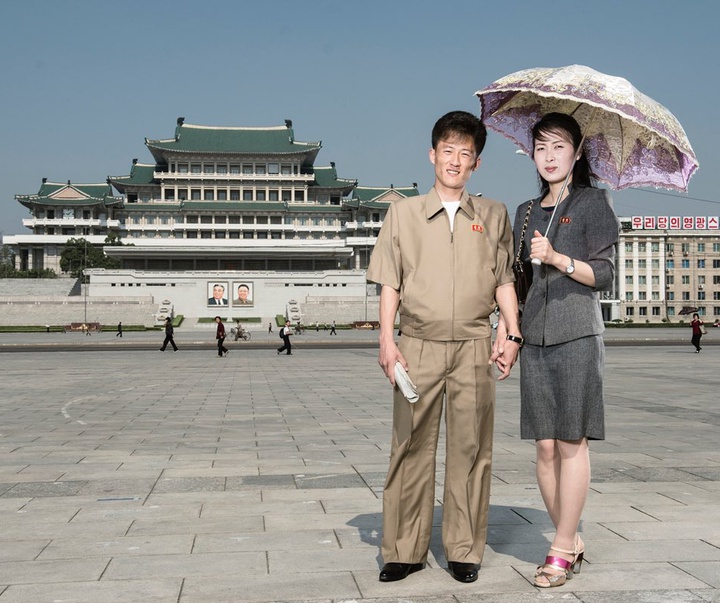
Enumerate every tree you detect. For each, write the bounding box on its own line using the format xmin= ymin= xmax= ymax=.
xmin=60 ymin=238 xmax=120 ymax=278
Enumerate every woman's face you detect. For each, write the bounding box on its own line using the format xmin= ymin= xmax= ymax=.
xmin=533 ymin=128 xmax=577 ymax=187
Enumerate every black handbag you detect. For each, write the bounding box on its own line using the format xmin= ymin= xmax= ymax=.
xmin=513 ymin=201 xmax=534 ymax=307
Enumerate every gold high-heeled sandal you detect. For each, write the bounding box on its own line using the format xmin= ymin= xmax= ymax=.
xmin=534 ymin=543 xmax=584 ymax=588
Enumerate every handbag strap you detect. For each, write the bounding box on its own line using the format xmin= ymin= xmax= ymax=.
xmin=515 ymin=200 xmax=534 ymax=263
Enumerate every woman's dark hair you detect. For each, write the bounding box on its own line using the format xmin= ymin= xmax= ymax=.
xmin=532 ymin=112 xmax=595 ymax=197
xmin=432 ymin=111 xmax=487 ymax=156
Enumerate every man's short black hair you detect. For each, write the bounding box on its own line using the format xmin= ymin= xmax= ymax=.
xmin=431 ymin=111 xmax=487 ymax=156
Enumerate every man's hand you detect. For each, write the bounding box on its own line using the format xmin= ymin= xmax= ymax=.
xmin=378 ymin=337 xmax=407 ymax=386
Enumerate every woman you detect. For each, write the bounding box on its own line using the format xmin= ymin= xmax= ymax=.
xmin=690 ymin=313 xmax=704 ymax=353
xmin=215 ymin=316 xmax=228 ymax=357
xmin=512 ymin=113 xmax=620 ymax=587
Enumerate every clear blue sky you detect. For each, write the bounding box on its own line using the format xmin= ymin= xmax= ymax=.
xmin=1 ymin=0 xmax=718 ymax=236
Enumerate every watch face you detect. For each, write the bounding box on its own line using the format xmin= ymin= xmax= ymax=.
xmin=566 ymin=260 xmax=575 ymax=274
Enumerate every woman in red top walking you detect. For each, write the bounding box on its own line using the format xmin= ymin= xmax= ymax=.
xmin=215 ymin=316 xmax=229 ymax=357
xmin=690 ymin=313 xmax=704 ymax=353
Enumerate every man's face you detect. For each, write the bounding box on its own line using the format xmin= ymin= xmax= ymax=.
xmin=238 ymin=286 xmax=249 ymax=301
xmin=429 ymin=135 xmax=480 ymax=197
xmin=212 ymin=285 xmax=224 ymax=300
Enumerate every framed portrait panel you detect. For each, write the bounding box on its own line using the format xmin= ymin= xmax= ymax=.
xmin=232 ymin=281 xmax=254 ymax=306
xmin=207 ymin=281 xmax=229 ymax=307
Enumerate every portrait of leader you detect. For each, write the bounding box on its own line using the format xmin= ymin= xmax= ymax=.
xmin=207 ymin=282 xmax=229 ymax=306
xmin=233 ymin=282 xmax=254 ymax=306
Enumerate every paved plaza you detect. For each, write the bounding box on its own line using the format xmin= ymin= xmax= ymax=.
xmin=0 ymin=331 xmax=718 ymax=602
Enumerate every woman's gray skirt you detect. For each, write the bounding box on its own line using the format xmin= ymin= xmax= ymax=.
xmin=520 ymin=335 xmax=605 ymax=441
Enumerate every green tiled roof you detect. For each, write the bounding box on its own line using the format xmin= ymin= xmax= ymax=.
xmin=108 ymin=163 xmax=157 ymax=191
xmin=352 ymin=185 xmax=419 ymax=202
xmin=310 ymin=166 xmax=356 ymax=192
xmin=145 ymin=121 xmax=321 ymax=163
xmin=16 ymin=180 xmax=122 ymax=208
xmin=285 ymin=205 xmax=346 ymax=213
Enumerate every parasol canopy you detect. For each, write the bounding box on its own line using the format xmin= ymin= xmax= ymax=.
xmin=475 ymin=64 xmax=698 ymax=192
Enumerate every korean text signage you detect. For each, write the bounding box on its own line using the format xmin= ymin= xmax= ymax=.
xmin=631 ymin=216 xmax=719 ymax=230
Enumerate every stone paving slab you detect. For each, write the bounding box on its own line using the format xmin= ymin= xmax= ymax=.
xmin=0 ymin=344 xmax=718 ymax=603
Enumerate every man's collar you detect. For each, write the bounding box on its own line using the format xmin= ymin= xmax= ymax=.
xmin=426 ymin=187 xmax=474 ymax=219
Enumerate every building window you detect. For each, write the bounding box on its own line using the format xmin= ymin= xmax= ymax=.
xmin=625 ymin=292 xmax=632 ymax=301
xmin=652 ymin=292 xmax=659 ymax=300
xmin=217 ymin=190 xmax=227 ymax=201
xmin=668 ymin=307 xmax=675 ymax=316
xmin=215 ymin=216 xmax=226 ymax=224
xmin=200 ymin=215 xmax=212 ymax=224
xmin=204 ymin=164 xmax=214 ymax=174
xmin=186 ymin=215 xmax=198 ymax=224
xmin=294 ymin=190 xmax=304 ymax=202
xmin=681 ymin=259 xmax=690 ymax=269
xmin=165 ymin=190 xmax=175 ymax=200
xmin=282 ymin=191 xmax=292 ymax=202
xmin=242 ymin=164 xmax=253 ymax=174
xmin=682 ymin=275 xmax=690 ymax=285
xmin=242 ymin=216 xmax=254 ymax=224
xmin=281 ymin=164 xmax=292 ymax=175
xmin=652 ymin=275 xmax=660 ymax=285
xmin=667 ymin=259 xmax=674 ymax=269
xmin=268 ymin=163 xmax=279 ymax=174
xmin=638 ymin=259 xmax=647 ymax=269
xmin=652 ymin=259 xmax=660 ymax=269
xmin=256 ymin=216 xmax=268 ymax=224
xmin=638 ymin=242 xmax=646 ymax=252
xmin=204 ymin=190 xmax=214 ymax=201
xmin=652 ymin=307 xmax=660 ymax=316
xmin=699 ymin=275 xmax=706 ymax=284
xmin=698 ymin=243 xmax=705 ymax=252
xmin=269 ymin=190 xmax=279 ymax=201
xmin=713 ymin=243 xmax=720 ymax=253
xmin=201 ymin=231 xmax=212 ymax=239
xmin=230 ymin=190 xmax=240 ymax=201
xmin=714 ymin=260 xmax=720 ymax=269
xmin=639 ymin=307 xmax=647 ymax=316
xmin=626 ymin=307 xmax=634 ymax=316
xmin=682 ymin=291 xmax=690 ymax=301
xmin=230 ymin=164 xmax=240 ymax=174
xmin=178 ymin=164 xmax=188 ymax=173
xmin=638 ymin=292 xmax=646 ymax=300
xmin=714 ymin=292 xmax=720 ymax=301
xmin=191 ymin=189 xmax=201 ymax=200
xmin=667 ymin=292 xmax=674 ymax=300
xmin=638 ymin=275 xmax=647 ymax=285
xmin=177 ymin=188 xmax=187 ymax=200
xmin=191 ymin=164 xmax=201 ymax=174
xmin=187 ymin=231 xmax=197 ymax=238
xmin=215 ymin=231 xmax=226 ymax=239
xmin=243 ymin=190 xmax=253 ymax=201
xmin=651 ymin=242 xmax=659 ymax=252
xmin=243 ymin=232 xmax=254 ymax=239
xmin=256 ymin=164 xmax=266 ymax=175
xmin=698 ymin=291 xmax=706 ymax=300
xmin=256 ymin=190 xmax=266 ymax=201
xmin=217 ymin=165 xmax=227 ymax=175
xmin=682 ymin=243 xmax=690 ymax=253
xmin=624 ymin=242 xmax=633 ymax=252
xmin=625 ymin=259 xmax=633 ymax=269
xmin=698 ymin=259 xmax=705 ymax=268
xmin=666 ymin=275 xmax=674 ymax=285
xmin=228 ymin=216 xmax=240 ymax=224
xmin=257 ymin=231 xmax=268 ymax=239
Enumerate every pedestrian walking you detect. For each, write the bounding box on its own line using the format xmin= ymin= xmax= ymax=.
xmin=116 ymin=321 xmax=123 ymax=337
xmin=367 ymin=111 xmax=520 ymax=584
xmin=159 ymin=317 xmax=178 ymax=351
xmin=268 ymin=322 xmax=273 ymax=334
xmin=330 ymin=320 xmax=337 ymax=335
xmin=215 ymin=316 xmax=229 ymax=357
xmin=691 ymin=313 xmax=705 ymax=353
xmin=277 ymin=320 xmax=293 ymax=355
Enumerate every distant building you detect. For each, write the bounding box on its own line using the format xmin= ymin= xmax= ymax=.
xmin=5 ymin=118 xmax=418 ymax=321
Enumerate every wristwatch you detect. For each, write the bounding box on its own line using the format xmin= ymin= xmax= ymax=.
xmin=565 ymin=257 xmax=575 ymax=275
xmin=506 ymin=334 xmax=524 ymax=348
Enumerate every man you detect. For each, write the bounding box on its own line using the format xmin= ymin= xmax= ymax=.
xmin=116 ymin=321 xmax=122 ymax=337
xmin=277 ymin=320 xmax=293 ymax=355
xmin=159 ymin=317 xmax=178 ymax=351
xmin=330 ymin=320 xmax=337 ymax=335
xmin=234 ymin=283 xmax=252 ymax=305
xmin=366 ymin=111 xmax=521 ymax=584
xmin=208 ymin=284 xmax=228 ymax=306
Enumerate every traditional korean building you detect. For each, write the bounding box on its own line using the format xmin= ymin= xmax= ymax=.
xmin=6 ymin=118 xmax=419 ymax=322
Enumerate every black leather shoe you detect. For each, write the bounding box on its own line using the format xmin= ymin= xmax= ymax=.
xmin=379 ymin=562 xmax=424 ymax=582
xmin=448 ymin=561 xmax=480 ymax=583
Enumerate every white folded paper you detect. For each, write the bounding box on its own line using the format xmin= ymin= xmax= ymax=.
xmin=394 ymin=362 xmax=419 ymax=403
